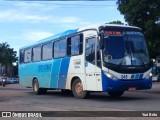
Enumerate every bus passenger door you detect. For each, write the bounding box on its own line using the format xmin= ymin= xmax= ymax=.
xmin=85 ymin=37 xmax=100 ymax=91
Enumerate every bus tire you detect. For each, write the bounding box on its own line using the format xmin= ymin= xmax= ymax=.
xmin=33 ymin=79 xmax=47 ymax=95
xmin=71 ymin=78 xmax=89 ymax=99
xmin=108 ymin=91 xmax=124 ymax=98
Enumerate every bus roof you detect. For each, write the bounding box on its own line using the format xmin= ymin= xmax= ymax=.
xmin=20 ymin=24 xmax=141 ymax=50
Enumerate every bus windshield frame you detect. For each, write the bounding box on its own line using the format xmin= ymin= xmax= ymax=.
xmin=100 ymin=27 xmax=152 ymax=73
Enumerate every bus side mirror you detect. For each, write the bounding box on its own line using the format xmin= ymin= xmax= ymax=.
xmin=150 ymin=59 xmax=155 ymax=67
xmin=151 ymin=59 xmax=156 ymax=63
xmin=99 ymin=35 xmax=104 ymax=49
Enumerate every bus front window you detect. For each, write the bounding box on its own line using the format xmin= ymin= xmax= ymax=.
xmin=103 ymin=31 xmax=150 ymax=66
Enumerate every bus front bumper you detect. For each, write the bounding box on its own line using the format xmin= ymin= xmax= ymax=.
xmin=102 ymin=73 xmax=152 ymax=92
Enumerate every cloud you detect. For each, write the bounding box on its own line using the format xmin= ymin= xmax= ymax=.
xmin=0 ymin=9 xmax=52 ymax=22
xmin=61 ymin=17 xmax=79 ymax=23
xmin=12 ymin=1 xmax=60 ymax=11
xmin=3 ymin=31 xmax=54 ymax=53
xmin=22 ymin=31 xmax=54 ymax=42
xmin=0 ymin=9 xmax=89 ymax=26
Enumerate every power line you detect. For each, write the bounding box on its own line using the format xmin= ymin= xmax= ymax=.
xmin=7 ymin=0 xmax=117 ymax=1
xmin=0 ymin=3 xmax=117 ymax=8
xmin=0 ymin=4 xmax=116 ymax=6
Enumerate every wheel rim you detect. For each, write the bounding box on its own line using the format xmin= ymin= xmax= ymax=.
xmin=34 ymin=81 xmax=38 ymax=92
xmin=75 ymin=82 xmax=84 ymax=96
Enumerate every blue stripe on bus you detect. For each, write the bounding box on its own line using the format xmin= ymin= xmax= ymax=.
xmin=139 ymin=74 xmax=143 ymax=79
xmin=50 ymin=59 xmax=62 ymax=88
xmin=135 ymin=74 xmax=140 ymax=79
xmin=58 ymin=57 xmax=70 ymax=89
xmin=101 ymin=71 xmax=108 ymax=91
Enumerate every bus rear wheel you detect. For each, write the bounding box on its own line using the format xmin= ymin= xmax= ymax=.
xmin=71 ymin=78 xmax=89 ymax=99
xmin=33 ymin=79 xmax=47 ymax=95
xmin=108 ymin=91 xmax=124 ymax=98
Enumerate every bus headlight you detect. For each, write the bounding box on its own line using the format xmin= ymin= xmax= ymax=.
xmin=145 ymin=72 xmax=152 ymax=79
xmin=104 ymin=72 xmax=118 ymax=80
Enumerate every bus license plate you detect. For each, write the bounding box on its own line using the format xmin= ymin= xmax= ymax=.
xmin=128 ymin=87 xmax=136 ymax=91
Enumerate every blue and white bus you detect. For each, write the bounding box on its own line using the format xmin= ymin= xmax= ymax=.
xmin=19 ymin=24 xmax=153 ymax=98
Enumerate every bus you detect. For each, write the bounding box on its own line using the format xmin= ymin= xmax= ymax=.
xmin=156 ymin=56 xmax=160 ymax=70
xmin=155 ymin=56 xmax=160 ymax=80
xmin=19 ymin=24 xmax=153 ymax=98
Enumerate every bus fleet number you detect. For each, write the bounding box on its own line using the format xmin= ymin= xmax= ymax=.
xmin=121 ymin=75 xmax=128 ymax=79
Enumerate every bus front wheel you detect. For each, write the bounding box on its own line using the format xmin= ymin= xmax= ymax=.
xmin=108 ymin=91 xmax=124 ymax=98
xmin=33 ymin=79 xmax=47 ymax=95
xmin=71 ymin=78 xmax=89 ymax=99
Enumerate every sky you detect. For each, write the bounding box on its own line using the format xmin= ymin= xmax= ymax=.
xmin=0 ymin=0 xmax=125 ymax=55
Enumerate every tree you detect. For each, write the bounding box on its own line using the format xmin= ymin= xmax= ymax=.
xmin=117 ymin=0 xmax=160 ymax=58
xmin=107 ymin=20 xmax=124 ymax=25
xmin=0 ymin=42 xmax=17 ymax=76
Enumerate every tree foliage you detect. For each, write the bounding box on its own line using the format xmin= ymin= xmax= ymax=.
xmin=107 ymin=20 xmax=124 ymax=25
xmin=0 ymin=42 xmax=17 ymax=76
xmin=117 ymin=0 xmax=160 ymax=58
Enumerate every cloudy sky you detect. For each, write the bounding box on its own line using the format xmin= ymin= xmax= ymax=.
xmin=0 ymin=0 xmax=125 ymax=54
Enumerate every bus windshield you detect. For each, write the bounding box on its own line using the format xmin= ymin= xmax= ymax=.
xmin=103 ymin=31 xmax=150 ymax=66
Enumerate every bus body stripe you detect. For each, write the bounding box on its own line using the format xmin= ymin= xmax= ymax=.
xmin=58 ymin=57 xmax=70 ymax=89
xmin=50 ymin=59 xmax=61 ymax=88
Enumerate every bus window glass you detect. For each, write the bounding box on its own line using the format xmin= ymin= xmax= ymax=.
xmin=54 ymin=39 xmax=66 ymax=58
xmin=24 ymin=48 xmax=32 ymax=63
xmin=42 ymin=43 xmax=52 ymax=60
xmin=20 ymin=50 xmax=24 ymax=63
xmin=54 ymin=41 xmax=59 ymax=58
xmin=103 ymin=32 xmax=150 ymax=66
xmin=59 ymin=39 xmax=66 ymax=57
xmin=71 ymin=35 xmax=80 ymax=55
xmin=86 ymin=37 xmax=96 ymax=64
xmin=33 ymin=46 xmax=41 ymax=62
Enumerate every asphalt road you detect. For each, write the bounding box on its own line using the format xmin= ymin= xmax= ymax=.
xmin=0 ymin=82 xmax=160 ymax=120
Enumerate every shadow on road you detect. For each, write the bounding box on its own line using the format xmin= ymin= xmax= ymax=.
xmin=24 ymin=90 xmax=153 ymax=102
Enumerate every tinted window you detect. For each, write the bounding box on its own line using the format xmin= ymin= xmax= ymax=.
xmin=42 ymin=43 xmax=52 ymax=60
xmin=96 ymin=40 xmax=101 ymax=67
xmin=54 ymin=41 xmax=59 ymax=58
xmin=54 ymin=39 xmax=66 ymax=58
xmin=86 ymin=37 xmax=96 ymax=64
xmin=24 ymin=48 xmax=32 ymax=63
xmin=67 ymin=35 xmax=83 ymax=56
xmin=20 ymin=50 xmax=24 ymax=64
xmin=33 ymin=46 xmax=41 ymax=62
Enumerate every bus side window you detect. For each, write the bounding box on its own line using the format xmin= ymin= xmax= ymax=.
xmin=67 ymin=34 xmax=83 ymax=56
xmin=32 ymin=46 xmax=41 ymax=62
xmin=67 ymin=38 xmax=71 ymax=56
xmin=86 ymin=37 xmax=96 ymax=64
xmin=42 ymin=43 xmax=52 ymax=60
xmin=24 ymin=48 xmax=32 ymax=63
xmin=54 ymin=39 xmax=66 ymax=58
xmin=20 ymin=50 xmax=24 ymax=64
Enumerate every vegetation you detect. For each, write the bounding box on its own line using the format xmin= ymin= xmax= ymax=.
xmin=0 ymin=42 xmax=18 ymax=77
xmin=107 ymin=20 xmax=124 ymax=25
xmin=117 ymin=0 xmax=160 ymax=58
